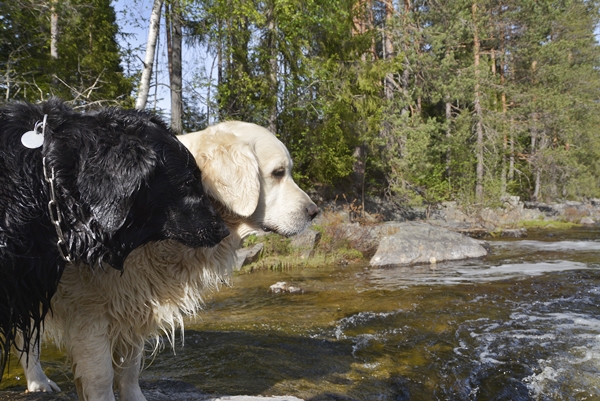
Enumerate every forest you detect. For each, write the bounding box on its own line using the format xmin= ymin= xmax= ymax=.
xmin=2 ymin=0 xmax=600 ymax=207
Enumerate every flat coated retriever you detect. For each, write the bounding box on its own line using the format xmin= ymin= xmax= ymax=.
xmin=0 ymin=99 xmax=229 ymax=378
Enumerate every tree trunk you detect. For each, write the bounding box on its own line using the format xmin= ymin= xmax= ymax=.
xmin=167 ymin=0 xmax=183 ymax=134
xmin=399 ymin=0 xmax=411 ymax=116
xmin=498 ymin=31 xmax=509 ymax=195
xmin=266 ymin=0 xmax=277 ymax=134
xmin=4 ymin=61 xmax=9 ymax=100
xmin=530 ymin=59 xmax=540 ymax=201
xmin=352 ymin=145 xmax=367 ymax=212
xmin=501 ymin=93 xmax=508 ymax=195
xmin=207 ymin=54 xmax=217 ymax=125
xmin=50 ymin=0 xmax=59 ymax=90
xmin=491 ymin=47 xmax=507 ymax=194
xmin=444 ymin=46 xmax=452 ymax=182
xmin=534 ymin=167 xmax=541 ymax=200
xmin=136 ymin=0 xmax=163 ymax=110
xmin=50 ymin=0 xmax=58 ymax=60
xmin=472 ymin=2 xmax=484 ymax=204
xmin=445 ymin=100 xmax=452 ymax=181
xmin=383 ymin=0 xmax=394 ymax=101
xmin=217 ymin=19 xmax=223 ymax=122
xmin=531 ymin=112 xmax=540 ymax=201
xmin=507 ymin=46 xmax=515 ymax=182
xmin=352 ymin=0 xmax=375 ymax=61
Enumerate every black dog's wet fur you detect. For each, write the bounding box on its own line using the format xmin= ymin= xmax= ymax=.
xmin=0 ymin=99 xmax=228 ymax=378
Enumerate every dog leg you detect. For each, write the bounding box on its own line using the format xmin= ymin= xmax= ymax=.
xmin=114 ymin=343 xmax=146 ymax=401
xmin=13 ymin=332 xmax=61 ymax=393
xmin=69 ymin=324 xmax=116 ymax=401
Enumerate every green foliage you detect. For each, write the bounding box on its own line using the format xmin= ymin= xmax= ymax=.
xmin=0 ymin=0 xmax=133 ymax=106
xmin=5 ymin=0 xmax=600 ymax=204
xmin=256 ymin=233 xmax=292 ymax=256
xmin=383 ymin=113 xmax=448 ymax=205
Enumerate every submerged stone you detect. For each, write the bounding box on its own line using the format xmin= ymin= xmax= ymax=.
xmin=269 ymin=281 xmax=305 ymax=294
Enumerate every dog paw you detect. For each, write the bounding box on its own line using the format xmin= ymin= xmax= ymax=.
xmin=26 ymin=378 xmax=61 ymax=393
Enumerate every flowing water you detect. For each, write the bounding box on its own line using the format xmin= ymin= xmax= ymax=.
xmin=2 ymin=227 xmax=600 ymax=400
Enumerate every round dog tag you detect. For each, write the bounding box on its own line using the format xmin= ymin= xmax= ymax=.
xmin=21 ymin=130 xmax=44 ymax=148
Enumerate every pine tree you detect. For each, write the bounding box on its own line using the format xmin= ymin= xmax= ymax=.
xmin=0 ymin=0 xmax=133 ymax=106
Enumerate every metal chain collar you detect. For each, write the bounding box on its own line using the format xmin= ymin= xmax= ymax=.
xmin=42 ymin=156 xmax=72 ymax=263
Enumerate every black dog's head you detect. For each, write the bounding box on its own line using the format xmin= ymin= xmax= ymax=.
xmin=38 ymin=99 xmax=229 ymax=269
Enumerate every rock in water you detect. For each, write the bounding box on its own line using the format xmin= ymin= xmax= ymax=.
xmin=369 ymin=222 xmax=488 ymax=267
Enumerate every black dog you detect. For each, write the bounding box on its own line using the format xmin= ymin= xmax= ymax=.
xmin=0 ymin=99 xmax=229 ymax=377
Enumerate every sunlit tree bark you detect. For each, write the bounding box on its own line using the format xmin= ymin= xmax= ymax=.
xmin=136 ymin=0 xmax=163 ymax=110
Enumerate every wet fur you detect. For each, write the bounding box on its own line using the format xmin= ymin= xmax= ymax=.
xmin=27 ymin=121 xmax=319 ymax=400
xmin=0 ymin=99 xmax=228 ymax=381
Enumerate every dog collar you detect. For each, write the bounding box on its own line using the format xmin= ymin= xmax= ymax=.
xmin=43 ymin=156 xmax=73 ymax=263
xmin=21 ymin=114 xmax=47 ymax=149
xmin=21 ymin=116 xmax=70 ymax=261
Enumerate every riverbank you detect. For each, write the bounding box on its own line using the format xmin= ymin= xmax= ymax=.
xmin=236 ymin=196 xmax=600 ymax=272
xmin=336 ymin=195 xmax=600 ymax=231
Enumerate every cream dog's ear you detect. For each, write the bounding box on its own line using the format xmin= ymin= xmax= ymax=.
xmin=195 ymin=131 xmax=260 ymax=217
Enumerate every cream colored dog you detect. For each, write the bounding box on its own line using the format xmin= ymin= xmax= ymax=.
xmin=18 ymin=121 xmax=319 ymax=401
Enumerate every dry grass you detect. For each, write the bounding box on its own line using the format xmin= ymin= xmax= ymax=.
xmin=240 ymin=196 xmax=383 ymax=272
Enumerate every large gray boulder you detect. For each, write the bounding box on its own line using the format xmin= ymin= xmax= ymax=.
xmin=370 ymin=222 xmax=488 ymax=267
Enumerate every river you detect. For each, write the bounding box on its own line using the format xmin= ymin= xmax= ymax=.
xmin=2 ymin=227 xmax=600 ymax=400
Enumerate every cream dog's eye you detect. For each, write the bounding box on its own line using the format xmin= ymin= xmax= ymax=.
xmin=272 ymin=168 xmax=285 ymax=178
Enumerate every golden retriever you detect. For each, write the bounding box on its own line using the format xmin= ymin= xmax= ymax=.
xmin=18 ymin=121 xmax=319 ymax=401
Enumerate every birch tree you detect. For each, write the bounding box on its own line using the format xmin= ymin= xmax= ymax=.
xmin=136 ymin=0 xmax=163 ymax=110
xmin=50 ymin=0 xmax=58 ymax=60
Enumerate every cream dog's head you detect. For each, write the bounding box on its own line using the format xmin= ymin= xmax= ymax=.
xmin=179 ymin=121 xmax=319 ymax=238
